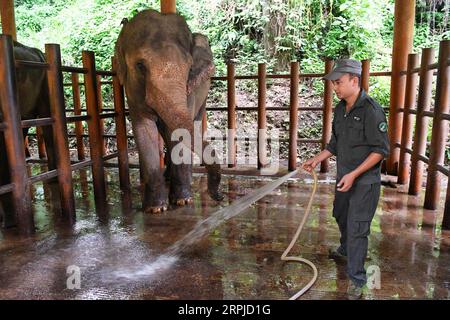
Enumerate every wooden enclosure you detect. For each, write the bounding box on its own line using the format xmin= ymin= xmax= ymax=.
xmin=0 ymin=32 xmax=449 ymax=235
xmin=0 ymin=34 xmax=130 ymax=235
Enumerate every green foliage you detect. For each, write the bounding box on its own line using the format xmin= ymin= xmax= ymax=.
xmin=12 ymin=0 xmax=448 ymax=74
xmin=9 ymin=0 xmax=449 ymax=145
xmin=5 ymin=0 xmax=447 ymax=167
xmin=369 ymin=77 xmax=391 ymax=108
xmin=414 ymin=0 xmax=450 ymax=51
xmin=14 ymin=0 xmax=159 ymax=69
xmin=321 ymin=1 xmax=381 ymax=59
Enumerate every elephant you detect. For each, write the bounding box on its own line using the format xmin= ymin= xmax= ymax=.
xmin=115 ymin=9 xmax=223 ymax=214
xmin=0 ymin=41 xmax=56 ymax=228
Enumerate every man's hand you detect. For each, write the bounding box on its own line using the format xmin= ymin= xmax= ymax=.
xmin=302 ymin=158 xmax=318 ymax=173
xmin=337 ymin=172 xmax=356 ymax=192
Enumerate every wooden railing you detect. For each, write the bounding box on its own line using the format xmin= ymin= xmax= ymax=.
xmin=0 ymin=32 xmax=448 ymax=234
xmin=395 ymin=40 xmax=450 ymax=228
xmin=0 ymin=34 xmax=130 ymax=235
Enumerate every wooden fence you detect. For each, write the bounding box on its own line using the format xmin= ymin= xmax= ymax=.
xmin=0 ymin=33 xmax=448 ymax=234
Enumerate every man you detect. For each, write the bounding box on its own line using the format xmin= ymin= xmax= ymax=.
xmin=302 ymin=59 xmax=389 ymax=299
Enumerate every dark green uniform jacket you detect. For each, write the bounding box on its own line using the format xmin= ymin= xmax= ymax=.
xmin=325 ymin=90 xmax=390 ymax=185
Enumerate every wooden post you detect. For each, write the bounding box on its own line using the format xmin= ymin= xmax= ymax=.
xmin=227 ymin=63 xmax=236 ymax=168
xmin=408 ymin=48 xmax=434 ymax=195
xmin=424 ymin=40 xmax=450 ymax=210
xmin=257 ymin=63 xmax=267 ymax=169
xmin=161 ymin=0 xmax=176 ymax=13
xmin=398 ymin=53 xmax=419 ymax=184
xmin=82 ymin=50 xmax=107 ymax=206
xmin=45 ymin=43 xmax=76 ymax=224
xmin=202 ymin=111 xmax=207 ymax=135
xmin=96 ymin=75 xmax=106 ymax=156
xmin=72 ymin=73 xmax=85 ymax=161
xmin=320 ymin=59 xmax=334 ymax=173
xmin=0 ymin=0 xmax=17 ymax=41
xmin=386 ymin=0 xmax=416 ymax=175
xmin=289 ymin=61 xmax=299 ymax=171
xmin=361 ymin=59 xmax=370 ymax=93
xmin=0 ymin=35 xmax=32 ymax=234
xmin=112 ymin=57 xmax=130 ymax=192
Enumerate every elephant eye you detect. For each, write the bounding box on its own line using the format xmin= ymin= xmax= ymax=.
xmin=136 ymin=61 xmax=146 ymax=74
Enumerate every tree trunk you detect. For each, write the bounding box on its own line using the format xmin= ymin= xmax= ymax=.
xmin=262 ymin=0 xmax=288 ymax=71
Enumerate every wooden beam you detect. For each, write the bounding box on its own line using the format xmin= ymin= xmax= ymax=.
xmin=0 ymin=0 xmax=17 ymax=41
xmin=82 ymin=50 xmax=107 ymax=211
xmin=45 ymin=43 xmax=76 ymax=224
xmin=424 ymin=40 xmax=450 ymax=211
xmin=320 ymin=59 xmax=334 ymax=173
xmin=257 ymin=63 xmax=267 ymax=169
xmin=288 ymin=61 xmax=299 ymax=171
xmin=386 ymin=0 xmax=416 ymax=175
xmin=361 ymin=59 xmax=370 ymax=93
xmin=161 ymin=0 xmax=176 ymax=14
xmin=397 ymin=53 xmax=419 ymax=185
xmin=408 ymin=48 xmax=434 ymax=195
xmin=227 ymin=63 xmax=236 ymax=168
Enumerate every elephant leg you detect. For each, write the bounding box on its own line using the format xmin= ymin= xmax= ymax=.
xmin=36 ymin=84 xmax=57 ymax=173
xmin=167 ymin=127 xmax=222 ymax=202
xmin=203 ymin=144 xmax=223 ymax=201
xmin=168 ymin=143 xmax=193 ymax=206
xmin=22 ymin=127 xmax=32 ymax=159
xmin=193 ymin=101 xmax=223 ymax=201
xmin=160 ymin=124 xmax=193 ymax=206
xmin=41 ymin=124 xmax=56 ymax=172
xmin=130 ymin=110 xmax=168 ymax=214
xmin=146 ymin=91 xmax=223 ymax=203
xmin=0 ymin=132 xmax=16 ymax=228
xmin=169 ymin=161 xmax=193 ymax=206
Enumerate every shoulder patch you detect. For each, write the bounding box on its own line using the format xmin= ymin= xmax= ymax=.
xmin=378 ymin=121 xmax=388 ymax=133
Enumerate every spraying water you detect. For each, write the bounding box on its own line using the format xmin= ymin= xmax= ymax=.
xmin=113 ymin=170 xmax=299 ymax=281
xmin=112 ymin=254 xmax=178 ymax=280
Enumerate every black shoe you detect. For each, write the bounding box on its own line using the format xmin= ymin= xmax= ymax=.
xmin=347 ymin=282 xmax=363 ymax=300
xmin=328 ymin=247 xmax=347 ymax=260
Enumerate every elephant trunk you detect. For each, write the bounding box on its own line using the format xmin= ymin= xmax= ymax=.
xmin=146 ymin=81 xmax=223 ymax=201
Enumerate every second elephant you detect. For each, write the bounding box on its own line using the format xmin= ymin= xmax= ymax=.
xmin=0 ymin=41 xmax=56 ymax=227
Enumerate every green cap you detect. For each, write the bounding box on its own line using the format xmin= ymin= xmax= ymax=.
xmin=323 ymin=59 xmax=362 ymax=81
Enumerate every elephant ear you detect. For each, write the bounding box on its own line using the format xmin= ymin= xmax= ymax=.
xmin=114 ymin=33 xmax=127 ymax=85
xmin=187 ymin=33 xmax=215 ymax=95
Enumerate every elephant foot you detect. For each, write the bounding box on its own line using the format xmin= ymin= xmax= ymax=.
xmin=0 ymin=206 xmax=16 ymax=228
xmin=169 ymin=184 xmax=192 ymax=207
xmin=143 ymin=180 xmax=168 ymax=214
xmin=2 ymin=218 xmax=17 ymax=229
xmin=206 ymin=166 xmax=223 ymax=202
xmin=144 ymin=205 xmax=168 ymax=214
xmin=172 ymin=197 xmax=193 ymax=206
xmin=208 ymin=188 xmax=224 ymax=201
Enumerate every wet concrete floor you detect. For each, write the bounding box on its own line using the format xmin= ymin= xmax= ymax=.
xmin=0 ymin=166 xmax=449 ymax=300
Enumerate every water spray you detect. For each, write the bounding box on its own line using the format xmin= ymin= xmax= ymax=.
xmin=115 ymin=167 xmax=318 ymax=299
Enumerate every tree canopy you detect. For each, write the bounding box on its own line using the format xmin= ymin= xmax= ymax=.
xmin=5 ymin=0 xmax=448 ymax=75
